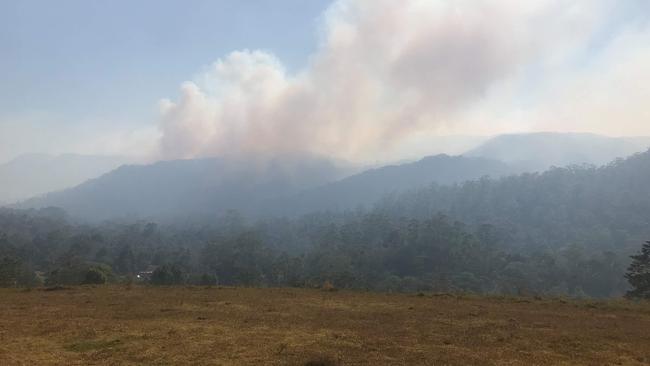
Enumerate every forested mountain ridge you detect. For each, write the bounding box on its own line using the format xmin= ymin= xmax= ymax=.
xmin=269 ymin=154 xmax=516 ymax=215
xmin=19 ymin=154 xmax=515 ymax=221
xmin=5 ymin=150 xmax=650 ymax=297
xmin=17 ymin=155 xmax=350 ymax=221
xmin=377 ymin=149 xmax=650 ymax=253
xmin=15 ymin=132 xmax=650 ymax=221
xmin=5 ymin=143 xmax=650 ymax=298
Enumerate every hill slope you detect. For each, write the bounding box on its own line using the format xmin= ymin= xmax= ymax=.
xmin=20 ymin=155 xmax=349 ymax=221
xmin=21 ymin=154 xmax=515 ymax=221
xmin=19 ymin=133 xmax=650 ymax=222
xmin=378 ymin=149 xmax=650 ymax=251
xmin=274 ymin=154 xmax=516 ymax=215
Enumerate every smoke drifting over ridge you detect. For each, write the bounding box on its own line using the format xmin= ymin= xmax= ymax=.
xmin=157 ymin=0 xmax=650 ymax=162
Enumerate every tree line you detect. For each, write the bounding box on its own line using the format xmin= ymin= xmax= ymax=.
xmin=1 ymin=207 xmax=646 ymax=298
xmin=3 ymin=151 xmax=650 ymax=298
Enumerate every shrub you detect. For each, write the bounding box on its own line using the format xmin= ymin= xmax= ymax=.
xmin=150 ymin=264 xmax=185 ymax=285
xmin=199 ymin=274 xmax=217 ymax=286
xmin=83 ymin=267 xmax=108 ymax=285
xmin=0 ymin=257 xmax=42 ymax=288
xmin=625 ymin=241 xmax=650 ymax=299
xmin=47 ymin=260 xmax=113 ymax=286
xmin=186 ymin=273 xmax=217 ymax=286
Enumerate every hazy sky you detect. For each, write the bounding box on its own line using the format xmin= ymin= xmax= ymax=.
xmin=2 ymin=0 xmax=650 ymax=163
xmin=0 ymin=0 xmax=330 ymax=162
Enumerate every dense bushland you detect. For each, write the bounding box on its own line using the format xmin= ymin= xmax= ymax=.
xmin=3 ymin=151 xmax=650 ymax=297
xmin=0 ymin=207 xmax=631 ymax=297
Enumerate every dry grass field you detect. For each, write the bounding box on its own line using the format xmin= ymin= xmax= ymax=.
xmin=1 ymin=286 xmax=649 ymax=365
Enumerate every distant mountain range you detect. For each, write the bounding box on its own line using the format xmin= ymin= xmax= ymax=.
xmin=17 ymin=154 xmax=350 ymax=221
xmin=13 ymin=132 xmax=650 ymax=221
xmin=0 ymin=154 xmax=126 ymax=204
xmin=270 ymin=154 xmax=515 ymax=215
xmin=17 ymin=153 xmax=513 ymax=221
xmin=465 ymin=132 xmax=650 ymax=170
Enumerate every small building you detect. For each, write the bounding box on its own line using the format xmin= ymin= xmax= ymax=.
xmin=136 ymin=265 xmax=158 ymax=281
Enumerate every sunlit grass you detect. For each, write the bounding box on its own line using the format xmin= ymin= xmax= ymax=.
xmin=0 ymin=286 xmax=649 ymax=365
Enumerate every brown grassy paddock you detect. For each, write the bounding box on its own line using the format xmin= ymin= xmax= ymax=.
xmin=0 ymin=286 xmax=649 ymax=365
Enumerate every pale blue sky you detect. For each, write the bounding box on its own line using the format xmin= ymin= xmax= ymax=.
xmin=1 ymin=0 xmax=649 ymax=163
xmin=0 ymin=0 xmax=332 ymax=161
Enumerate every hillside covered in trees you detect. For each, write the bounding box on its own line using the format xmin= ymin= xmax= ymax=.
xmin=18 ymin=154 xmax=516 ymax=221
xmin=18 ymin=133 xmax=650 ymax=222
xmin=4 ymin=150 xmax=650 ymax=297
xmin=377 ymin=149 xmax=650 ymax=253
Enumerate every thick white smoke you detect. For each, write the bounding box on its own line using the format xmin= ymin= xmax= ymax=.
xmin=157 ymin=0 xmax=650 ymax=162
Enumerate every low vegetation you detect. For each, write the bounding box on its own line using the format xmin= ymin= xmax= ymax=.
xmin=4 ymin=151 xmax=650 ymax=298
xmin=1 ymin=206 xmax=646 ymax=298
xmin=0 ymin=286 xmax=649 ymax=365
xmin=2 ymin=146 xmax=650 ymax=364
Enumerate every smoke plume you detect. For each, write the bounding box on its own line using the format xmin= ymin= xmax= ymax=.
xmin=157 ymin=0 xmax=650 ymax=162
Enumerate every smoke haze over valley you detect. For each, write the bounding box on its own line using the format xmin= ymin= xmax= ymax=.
xmin=3 ymin=0 xmax=650 ymax=213
xmin=2 ymin=3 xmax=650 ymax=364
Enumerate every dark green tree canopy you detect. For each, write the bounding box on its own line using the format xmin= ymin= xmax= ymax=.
xmin=625 ymin=241 xmax=650 ymax=299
